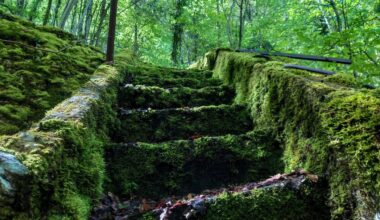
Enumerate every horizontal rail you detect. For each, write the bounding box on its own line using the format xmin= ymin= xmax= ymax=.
xmin=284 ymin=64 xmax=335 ymax=75
xmin=236 ymin=49 xmax=352 ymax=65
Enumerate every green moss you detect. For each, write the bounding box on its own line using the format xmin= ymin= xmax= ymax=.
xmin=119 ymin=84 xmax=234 ymax=109
xmin=210 ymin=50 xmax=380 ymax=219
xmin=116 ymin=104 xmax=253 ymax=142
xmin=123 ymin=64 xmax=220 ymax=88
xmin=320 ymin=90 xmax=380 ymax=219
xmin=0 ymin=64 xmax=123 ymax=219
xmin=204 ymin=183 xmax=329 ymax=220
xmin=0 ymin=10 xmax=104 ymax=135
xmin=106 ymin=130 xmax=283 ymax=198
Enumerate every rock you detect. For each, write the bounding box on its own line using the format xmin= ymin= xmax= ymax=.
xmin=0 ymin=152 xmax=28 ymax=195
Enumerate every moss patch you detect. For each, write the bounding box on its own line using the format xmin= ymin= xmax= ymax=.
xmin=0 ymin=10 xmax=103 ymax=135
xmin=106 ymin=130 xmax=282 ymax=199
xmin=119 ymin=84 xmax=234 ymax=109
xmin=116 ymin=105 xmax=253 ymax=142
xmin=0 ymin=64 xmax=123 ymax=219
xmin=210 ymin=50 xmax=380 ymax=219
xmin=204 ymin=183 xmax=329 ymax=220
xmin=123 ymin=64 xmax=221 ymax=89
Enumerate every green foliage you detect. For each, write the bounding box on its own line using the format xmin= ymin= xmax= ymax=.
xmin=0 ymin=10 xmax=103 ymax=135
xmin=106 ymin=130 xmax=283 ymax=199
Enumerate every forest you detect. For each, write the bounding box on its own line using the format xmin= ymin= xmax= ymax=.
xmin=0 ymin=0 xmax=379 ymax=84
xmin=0 ymin=0 xmax=380 ymax=220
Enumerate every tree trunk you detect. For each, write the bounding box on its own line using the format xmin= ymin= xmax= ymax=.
xmin=328 ymin=0 xmax=342 ymax=32
xmin=171 ymin=0 xmax=187 ymax=66
xmin=16 ymin=0 xmax=27 ymax=16
xmin=92 ymin=0 xmax=107 ymax=47
xmin=216 ymin=0 xmax=221 ymax=47
xmin=28 ymin=0 xmax=42 ymax=21
xmin=316 ymin=0 xmax=332 ymax=33
xmin=83 ymin=0 xmax=93 ymax=42
xmin=52 ymin=0 xmax=62 ymax=26
xmin=76 ymin=0 xmax=86 ymax=36
xmin=60 ymin=0 xmax=78 ymax=29
xmin=238 ymin=0 xmax=244 ymax=49
xmin=133 ymin=22 xmax=139 ymax=55
xmin=106 ymin=0 xmax=118 ymax=63
xmin=43 ymin=0 xmax=53 ymax=25
xmin=70 ymin=2 xmax=79 ymax=32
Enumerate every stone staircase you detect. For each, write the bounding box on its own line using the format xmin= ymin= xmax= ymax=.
xmin=106 ymin=65 xmax=283 ymax=199
xmin=97 ymin=65 xmax=327 ymax=219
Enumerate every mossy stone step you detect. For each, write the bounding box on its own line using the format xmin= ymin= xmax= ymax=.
xmin=124 ymin=64 xmax=213 ymax=80
xmin=126 ymin=75 xmax=222 ymax=89
xmin=204 ymin=186 xmax=329 ymax=220
xmin=106 ymin=131 xmax=283 ymax=199
xmin=115 ymin=104 xmax=253 ymax=142
xmin=118 ymin=84 xmax=235 ymax=109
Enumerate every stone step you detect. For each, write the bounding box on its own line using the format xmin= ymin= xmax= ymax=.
xmin=105 ymin=131 xmax=283 ymax=199
xmin=115 ymin=104 xmax=253 ymax=143
xmin=124 ymin=65 xmax=213 ymax=80
xmin=118 ymin=84 xmax=235 ymax=109
xmin=125 ymin=75 xmax=222 ymax=89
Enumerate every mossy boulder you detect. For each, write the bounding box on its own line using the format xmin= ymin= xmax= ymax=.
xmin=0 ymin=10 xmax=104 ymax=135
xmin=207 ymin=50 xmax=380 ymax=219
xmin=115 ymin=105 xmax=253 ymax=142
xmin=106 ymin=130 xmax=282 ymax=199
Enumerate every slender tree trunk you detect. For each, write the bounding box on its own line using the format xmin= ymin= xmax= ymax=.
xmin=28 ymin=0 xmax=42 ymax=21
xmin=238 ymin=0 xmax=244 ymax=49
xmin=216 ymin=0 xmax=221 ymax=47
xmin=70 ymin=3 xmax=79 ymax=32
xmin=60 ymin=0 xmax=78 ymax=29
xmin=133 ymin=22 xmax=139 ymax=55
xmin=84 ymin=0 xmax=93 ymax=42
xmin=106 ymin=0 xmax=118 ymax=63
xmin=43 ymin=0 xmax=53 ymax=25
xmin=92 ymin=0 xmax=107 ymax=46
xmin=16 ymin=0 xmax=27 ymax=16
xmin=328 ymin=0 xmax=342 ymax=32
xmin=171 ymin=0 xmax=187 ymax=66
xmin=76 ymin=0 xmax=86 ymax=36
xmin=316 ymin=0 xmax=332 ymax=32
xmin=52 ymin=0 xmax=62 ymax=26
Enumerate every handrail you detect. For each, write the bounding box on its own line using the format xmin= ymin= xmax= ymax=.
xmin=236 ymin=49 xmax=352 ymax=65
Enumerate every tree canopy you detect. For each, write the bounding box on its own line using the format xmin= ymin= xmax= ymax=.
xmin=1 ymin=0 xmax=378 ymax=85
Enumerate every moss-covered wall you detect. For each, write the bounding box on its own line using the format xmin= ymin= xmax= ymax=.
xmin=0 ymin=10 xmax=104 ymax=135
xmin=206 ymin=50 xmax=380 ymax=219
xmin=0 ymin=65 xmax=123 ymax=219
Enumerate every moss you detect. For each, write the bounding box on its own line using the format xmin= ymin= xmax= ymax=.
xmin=321 ymin=90 xmax=380 ymax=219
xmin=204 ymin=183 xmax=329 ymax=220
xmin=0 ymin=64 xmax=123 ymax=219
xmin=209 ymin=50 xmax=380 ymax=219
xmin=123 ymin=64 xmax=220 ymax=89
xmin=119 ymin=84 xmax=234 ymax=109
xmin=106 ymin=130 xmax=283 ymax=199
xmin=0 ymin=10 xmax=104 ymax=135
xmin=115 ymin=104 xmax=253 ymax=142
